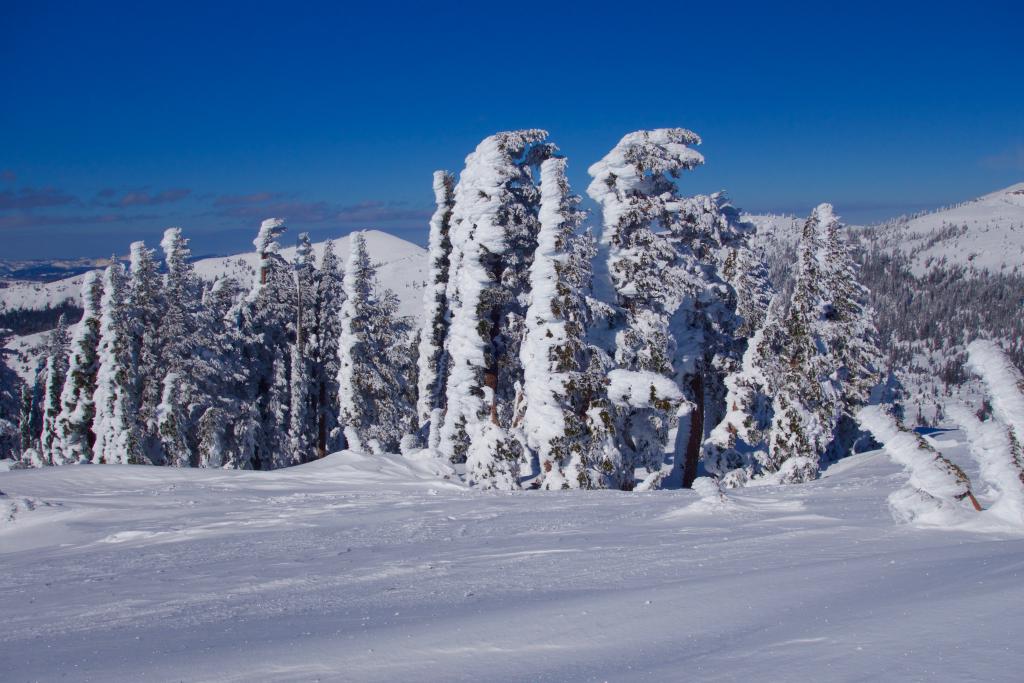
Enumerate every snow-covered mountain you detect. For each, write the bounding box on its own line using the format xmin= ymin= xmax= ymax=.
xmin=859 ymin=182 xmax=1024 ymax=276
xmin=0 ymin=229 xmax=428 ymax=320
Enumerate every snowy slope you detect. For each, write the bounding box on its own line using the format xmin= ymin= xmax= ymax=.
xmin=2 ymin=439 xmax=1023 ymax=681
xmin=0 ymin=229 xmax=428 ymax=319
xmin=862 ymin=182 xmax=1024 ymax=275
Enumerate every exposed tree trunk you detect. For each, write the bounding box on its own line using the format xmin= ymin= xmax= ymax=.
xmin=682 ymin=373 xmax=705 ymax=489
xmin=317 ymin=379 xmax=327 ymax=458
xmin=484 ymin=371 xmax=499 ymax=425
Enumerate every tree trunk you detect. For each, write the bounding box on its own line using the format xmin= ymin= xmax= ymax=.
xmin=682 ymin=373 xmax=704 ymax=489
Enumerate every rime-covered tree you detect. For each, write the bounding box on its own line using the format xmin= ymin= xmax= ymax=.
xmin=416 ymin=170 xmax=455 ymax=444
xmin=518 ymin=157 xmax=612 ymax=489
xmin=437 ymin=130 xmax=554 ymax=489
xmin=53 ymin=271 xmax=104 ymax=465
xmin=338 ymin=231 xmax=415 ymax=453
xmin=763 ymin=205 xmax=839 ymax=482
xmin=242 ymin=218 xmax=295 ymax=469
xmin=18 ymin=383 xmax=36 ymax=457
xmin=156 ymin=228 xmax=205 ymax=467
xmin=194 ymin=276 xmax=252 ymax=468
xmin=313 ymin=241 xmax=344 ymax=456
xmin=587 ymin=129 xmax=747 ymax=488
xmin=38 ymin=314 xmax=71 ymax=464
xmin=287 ymin=233 xmax=317 ymax=465
xmin=820 ymin=208 xmax=883 ymax=461
xmin=91 ymin=260 xmax=142 ymax=464
xmin=127 ymin=241 xmax=167 ymax=463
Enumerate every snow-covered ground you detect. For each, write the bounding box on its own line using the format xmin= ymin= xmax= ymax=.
xmin=2 ymin=436 xmax=1022 ymax=681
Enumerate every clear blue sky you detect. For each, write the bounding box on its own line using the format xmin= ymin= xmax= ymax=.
xmin=2 ymin=1 xmax=1022 ymax=259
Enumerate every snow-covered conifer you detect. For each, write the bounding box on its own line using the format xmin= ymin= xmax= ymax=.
xmin=53 ymin=271 xmax=104 ymax=464
xmin=762 ymin=205 xmax=839 ymax=482
xmin=91 ymin=261 xmax=142 ymax=464
xmin=820 ymin=209 xmax=883 ymax=461
xmin=947 ymin=403 xmax=1024 ymax=525
xmin=338 ymin=232 xmax=415 ymax=453
xmin=588 ymin=129 xmax=748 ymax=488
xmin=313 ymin=241 xmax=344 ymax=456
xmin=287 ymin=233 xmax=317 ymax=465
xmin=17 ymin=383 xmax=35 ymax=457
xmin=38 ymin=314 xmax=71 ymax=464
xmin=518 ymin=157 xmax=608 ymax=489
xmin=156 ymin=228 xmax=205 ymax=467
xmin=416 ymin=170 xmax=455 ymax=441
xmin=241 ymin=218 xmax=295 ymax=469
xmin=437 ymin=130 xmax=555 ymax=489
xmin=127 ymin=241 xmax=166 ymax=463
xmin=966 ymin=340 xmax=1024 ymax=449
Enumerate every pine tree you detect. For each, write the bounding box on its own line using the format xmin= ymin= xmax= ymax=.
xmin=157 ymin=228 xmax=205 ymax=467
xmin=338 ymin=232 xmax=416 ymax=453
xmin=287 ymin=233 xmax=317 ymax=465
xmin=313 ymin=241 xmax=344 ymax=456
xmin=416 ymin=170 xmax=455 ymax=444
xmin=518 ymin=157 xmax=610 ymax=489
xmin=820 ymin=208 xmax=883 ymax=462
xmin=588 ymin=129 xmax=747 ymax=488
xmin=39 ymin=314 xmax=71 ymax=465
xmin=17 ymin=383 xmax=35 ymax=457
xmin=53 ymin=271 xmax=104 ymax=465
xmin=91 ymin=260 xmax=142 ymax=464
xmin=242 ymin=218 xmax=295 ymax=469
xmin=127 ymin=241 xmax=167 ymax=464
xmin=195 ymin=276 xmax=249 ymax=468
xmin=437 ymin=130 xmax=555 ymax=489
xmin=763 ymin=205 xmax=839 ymax=482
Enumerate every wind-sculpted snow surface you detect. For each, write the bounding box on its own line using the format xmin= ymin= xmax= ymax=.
xmin=2 ymin=441 xmax=1023 ymax=681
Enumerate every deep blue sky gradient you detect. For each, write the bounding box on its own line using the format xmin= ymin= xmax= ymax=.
xmin=2 ymin=1 xmax=1022 ymax=258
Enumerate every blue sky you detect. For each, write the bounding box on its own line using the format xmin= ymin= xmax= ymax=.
xmin=2 ymin=1 xmax=1022 ymax=259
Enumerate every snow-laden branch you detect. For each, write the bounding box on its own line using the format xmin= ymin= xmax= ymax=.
xmin=947 ymin=403 xmax=1024 ymax=525
xmin=966 ymin=340 xmax=1024 ymax=447
xmin=858 ymin=405 xmax=978 ymax=523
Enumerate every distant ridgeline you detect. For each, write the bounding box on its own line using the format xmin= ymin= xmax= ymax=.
xmin=0 ymin=128 xmax=949 ymax=491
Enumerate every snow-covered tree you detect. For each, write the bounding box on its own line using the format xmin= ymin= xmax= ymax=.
xmin=437 ymin=130 xmax=555 ymax=489
xmin=313 ymin=241 xmax=344 ymax=456
xmin=338 ymin=232 xmax=415 ymax=453
xmin=762 ymin=205 xmax=840 ymax=482
xmin=966 ymin=340 xmax=1024 ymax=450
xmin=17 ymin=383 xmax=34 ymax=456
xmin=126 ymin=241 xmax=167 ymax=464
xmin=242 ymin=218 xmax=295 ymax=469
xmin=820 ymin=209 xmax=883 ymax=461
xmin=416 ymin=170 xmax=455 ymax=444
xmin=53 ymin=271 xmax=104 ymax=465
xmin=156 ymin=228 xmax=205 ymax=467
xmin=38 ymin=314 xmax=71 ymax=464
xmin=518 ymin=157 xmax=610 ymax=489
xmin=950 ymin=340 xmax=1024 ymax=523
xmin=947 ymin=403 xmax=1024 ymax=525
xmin=587 ymin=129 xmax=748 ymax=488
xmin=91 ymin=260 xmax=142 ymax=464
xmin=858 ymin=404 xmax=980 ymax=522
xmin=287 ymin=233 xmax=317 ymax=465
